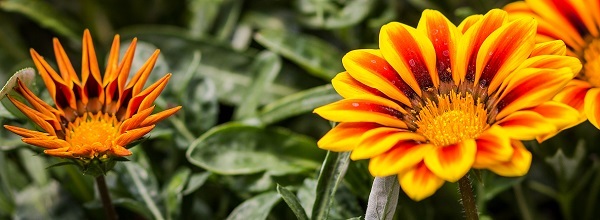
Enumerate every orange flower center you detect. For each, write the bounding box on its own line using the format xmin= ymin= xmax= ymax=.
xmin=415 ymin=91 xmax=488 ymax=146
xmin=582 ymin=38 xmax=600 ymax=87
xmin=65 ymin=112 xmax=120 ymax=158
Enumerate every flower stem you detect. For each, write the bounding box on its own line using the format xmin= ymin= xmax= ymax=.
xmin=96 ymin=175 xmax=117 ymax=220
xmin=458 ymin=175 xmax=478 ymax=220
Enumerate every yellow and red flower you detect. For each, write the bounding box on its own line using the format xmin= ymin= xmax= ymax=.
xmin=314 ymin=9 xmax=581 ymax=201
xmin=505 ymin=0 xmax=600 ymax=129
xmin=3 ymin=30 xmax=181 ymax=175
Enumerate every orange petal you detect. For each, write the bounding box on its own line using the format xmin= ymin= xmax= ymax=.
xmin=53 ymin=38 xmax=80 ymax=86
xmin=530 ymin=101 xmax=581 ymax=133
xmin=102 ymin=34 xmax=121 ymax=86
xmin=81 ymin=29 xmax=105 ymax=105
xmin=473 ymin=125 xmax=513 ymax=168
xmin=369 ymin=142 xmax=433 ymax=176
xmin=4 ymin=125 xmax=48 ymax=138
xmin=43 ymin=147 xmax=72 ymax=158
xmin=331 ymin=72 xmax=385 ymax=98
xmin=488 ymin=140 xmax=532 ymax=177
xmin=140 ymin=106 xmax=182 ymax=127
xmin=119 ymin=106 xmax=155 ymax=133
xmin=110 ymin=145 xmax=132 ymax=157
xmin=477 ymin=16 xmax=536 ymax=93
xmin=417 ymin=9 xmax=460 ymax=85
xmin=516 ymin=55 xmax=581 ymax=77
xmin=7 ymin=96 xmax=57 ymax=136
xmin=22 ymin=137 xmax=70 ymax=149
xmin=496 ymin=110 xmax=555 ymax=140
xmin=379 ymin=21 xmax=438 ymax=94
xmin=584 ymin=88 xmax=600 ymax=129
xmin=457 ymin=14 xmax=483 ymax=34
xmin=553 ymin=80 xmax=590 ymax=117
xmin=317 ymin=122 xmax=379 ymax=151
xmin=30 ymin=49 xmax=77 ymax=110
xmin=456 ymin=9 xmax=507 ymax=84
xmin=127 ymin=49 xmax=160 ymax=96
xmin=125 ymin=73 xmax=171 ymax=118
xmin=399 ymin=161 xmax=445 ymax=201
xmin=424 ymin=139 xmax=476 ymax=182
xmin=115 ymin=125 xmax=155 ymax=147
xmin=352 ymin=127 xmax=426 ymax=160
xmin=342 ymin=49 xmax=416 ymax=105
xmin=313 ymin=95 xmax=407 ymax=128
xmin=531 ymin=40 xmax=567 ymax=56
xmin=495 ymin=67 xmax=572 ymax=120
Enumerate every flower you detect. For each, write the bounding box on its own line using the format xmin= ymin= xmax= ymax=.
xmin=3 ymin=30 xmax=181 ymax=176
xmin=505 ymin=0 xmax=600 ymax=129
xmin=314 ymin=9 xmax=581 ymax=201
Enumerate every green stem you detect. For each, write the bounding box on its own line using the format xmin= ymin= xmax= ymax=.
xmin=96 ymin=175 xmax=117 ymax=220
xmin=514 ymin=184 xmax=533 ymax=220
xmin=458 ymin=175 xmax=479 ymax=220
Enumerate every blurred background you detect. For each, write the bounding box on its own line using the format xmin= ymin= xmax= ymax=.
xmin=1 ymin=0 xmax=599 ymax=219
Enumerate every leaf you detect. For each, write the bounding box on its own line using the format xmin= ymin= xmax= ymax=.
xmin=248 ymin=84 xmax=341 ymax=125
xmin=187 ymin=0 xmax=221 ymax=37
xmin=182 ymin=172 xmax=211 ymax=195
xmin=0 ymin=152 xmax=15 ymax=215
xmin=0 ymin=0 xmax=80 ymax=40
xmin=254 ymin=29 xmax=344 ymax=80
xmin=225 ymin=191 xmax=281 ymax=220
xmin=17 ymin=148 xmax=48 ymax=186
xmin=186 ymin=123 xmax=325 ymax=175
xmin=0 ymin=68 xmax=35 ymax=100
xmin=365 ymin=176 xmax=400 ymax=220
xmin=311 ymin=151 xmax=351 ymax=220
xmin=480 ymin=171 xmax=524 ymax=201
xmin=277 ymin=184 xmax=309 ymax=220
xmin=121 ymin=162 xmax=165 ymax=220
xmin=295 ymin=0 xmax=376 ymax=29
xmin=163 ymin=168 xmax=191 ymax=220
xmin=234 ymin=51 xmax=282 ymax=120
xmin=545 ymin=140 xmax=586 ymax=183
xmin=14 ymin=181 xmax=85 ymax=219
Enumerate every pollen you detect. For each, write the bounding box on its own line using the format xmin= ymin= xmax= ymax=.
xmin=582 ymin=38 xmax=600 ymax=87
xmin=415 ymin=91 xmax=488 ymax=146
xmin=65 ymin=112 xmax=120 ymax=158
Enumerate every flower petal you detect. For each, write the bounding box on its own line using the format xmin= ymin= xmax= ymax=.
xmin=380 ymin=21 xmax=437 ymax=94
xmin=331 ymin=72 xmax=383 ymax=98
xmin=369 ymin=142 xmax=433 ymax=176
xmin=496 ymin=110 xmax=555 ymax=140
xmin=488 ymin=140 xmax=532 ymax=177
xmin=317 ymin=122 xmax=379 ymax=151
xmin=417 ymin=9 xmax=460 ymax=85
xmin=553 ymin=80 xmax=590 ymax=117
xmin=352 ymin=127 xmax=426 ymax=160
xmin=342 ymin=49 xmax=416 ymax=105
xmin=140 ymin=106 xmax=183 ymax=127
xmin=516 ymin=55 xmax=581 ymax=77
xmin=473 ymin=125 xmax=513 ymax=168
xmin=584 ymin=88 xmax=600 ymax=129
xmin=399 ymin=162 xmax=445 ymax=201
xmin=495 ymin=67 xmax=572 ymax=120
xmin=313 ymin=95 xmax=407 ymax=128
xmin=424 ymin=139 xmax=476 ymax=182
xmin=531 ymin=40 xmax=567 ymax=56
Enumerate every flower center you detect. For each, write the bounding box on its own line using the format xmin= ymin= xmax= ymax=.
xmin=65 ymin=112 xmax=120 ymax=158
xmin=582 ymin=38 xmax=600 ymax=87
xmin=415 ymin=91 xmax=488 ymax=146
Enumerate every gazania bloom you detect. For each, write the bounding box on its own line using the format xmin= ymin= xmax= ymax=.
xmin=314 ymin=9 xmax=581 ymax=201
xmin=505 ymin=0 xmax=600 ymax=129
xmin=3 ymin=30 xmax=181 ymax=176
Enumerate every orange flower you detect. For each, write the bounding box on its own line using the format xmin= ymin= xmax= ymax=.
xmin=4 ymin=30 xmax=181 ymax=175
xmin=314 ymin=9 xmax=581 ymax=201
xmin=505 ymin=0 xmax=600 ymax=129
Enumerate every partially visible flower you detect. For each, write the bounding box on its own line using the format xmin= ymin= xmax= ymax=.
xmin=505 ymin=0 xmax=600 ymax=129
xmin=4 ymin=30 xmax=181 ymax=176
xmin=314 ymin=9 xmax=581 ymax=201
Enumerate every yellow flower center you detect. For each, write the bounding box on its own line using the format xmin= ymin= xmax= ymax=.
xmin=582 ymin=38 xmax=600 ymax=87
xmin=65 ymin=112 xmax=120 ymax=158
xmin=415 ymin=91 xmax=488 ymax=146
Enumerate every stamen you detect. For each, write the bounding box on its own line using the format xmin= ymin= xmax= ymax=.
xmin=582 ymin=38 xmax=600 ymax=87
xmin=65 ymin=112 xmax=120 ymax=158
xmin=415 ymin=91 xmax=488 ymax=146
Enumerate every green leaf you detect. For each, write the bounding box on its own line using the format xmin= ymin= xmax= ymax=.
xmin=277 ymin=184 xmax=309 ymax=220
xmin=545 ymin=140 xmax=586 ymax=183
xmin=295 ymin=0 xmax=376 ymax=29
xmin=0 ymin=0 xmax=80 ymax=40
xmin=163 ymin=168 xmax=191 ymax=220
xmin=121 ymin=162 xmax=165 ymax=220
xmin=17 ymin=148 xmax=48 ymax=186
xmin=186 ymin=123 xmax=325 ymax=175
xmin=182 ymin=172 xmax=211 ymax=195
xmin=0 ymin=152 xmax=15 ymax=215
xmin=225 ymin=191 xmax=281 ymax=220
xmin=248 ymin=84 xmax=341 ymax=125
xmin=311 ymin=151 xmax=351 ymax=220
xmin=234 ymin=51 xmax=281 ymax=120
xmin=254 ymin=29 xmax=343 ymax=80
xmin=187 ymin=0 xmax=221 ymax=37
xmin=14 ymin=181 xmax=85 ymax=219
xmin=365 ymin=176 xmax=400 ymax=220
xmin=0 ymin=68 xmax=35 ymax=100
xmin=480 ymin=171 xmax=524 ymax=201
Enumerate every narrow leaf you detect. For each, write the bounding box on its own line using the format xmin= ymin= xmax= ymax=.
xmin=311 ymin=151 xmax=351 ymax=220
xmin=277 ymin=184 xmax=309 ymax=220
xmin=225 ymin=191 xmax=281 ymax=220
xmin=234 ymin=51 xmax=281 ymax=120
xmin=254 ymin=29 xmax=343 ymax=80
xmin=365 ymin=176 xmax=400 ymax=220
xmin=182 ymin=172 xmax=211 ymax=195
xmin=1 ymin=0 xmax=80 ymax=40
xmin=163 ymin=168 xmax=191 ymax=220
